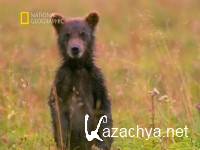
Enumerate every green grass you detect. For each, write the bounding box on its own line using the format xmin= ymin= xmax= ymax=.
xmin=0 ymin=0 xmax=200 ymax=149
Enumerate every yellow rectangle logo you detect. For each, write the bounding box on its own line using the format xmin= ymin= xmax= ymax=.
xmin=20 ymin=12 xmax=30 ymax=25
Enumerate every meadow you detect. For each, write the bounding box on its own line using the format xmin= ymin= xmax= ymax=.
xmin=0 ymin=0 xmax=200 ymax=149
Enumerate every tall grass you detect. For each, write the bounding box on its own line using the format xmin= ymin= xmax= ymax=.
xmin=0 ymin=0 xmax=200 ymax=149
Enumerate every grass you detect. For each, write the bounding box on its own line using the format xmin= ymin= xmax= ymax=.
xmin=0 ymin=0 xmax=200 ymax=149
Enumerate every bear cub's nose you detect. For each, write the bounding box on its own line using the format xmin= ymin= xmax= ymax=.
xmin=71 ymin=47 xmax=80 ymax=56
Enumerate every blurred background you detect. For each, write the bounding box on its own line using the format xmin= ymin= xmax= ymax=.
xmin=0 ymin=0 xmax=200 ymax=149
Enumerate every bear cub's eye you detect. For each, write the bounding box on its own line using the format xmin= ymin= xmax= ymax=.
xmin=80 ymin=31 xmax=86 ymax=38
xmin=64 ymin=33 xmax=70 ymax=39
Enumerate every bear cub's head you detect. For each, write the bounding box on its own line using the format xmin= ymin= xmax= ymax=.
xmin=51 ymin=12 xmax=99 ymax=60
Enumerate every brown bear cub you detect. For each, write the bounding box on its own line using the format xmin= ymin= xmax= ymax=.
xmin=48 ymin=12 xmax=113 ymax=150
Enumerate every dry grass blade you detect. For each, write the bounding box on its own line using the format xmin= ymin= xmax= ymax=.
xmin=52 ymin=85 xmax=64 ymax=150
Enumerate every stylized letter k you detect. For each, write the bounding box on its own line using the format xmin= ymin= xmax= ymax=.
xmin=85 ymin=114 xmax=107 ymax=141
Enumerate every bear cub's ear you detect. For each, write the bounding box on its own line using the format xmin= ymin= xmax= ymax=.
xmin=51 ymin=13 xmax=65 ymax=33
xmin=85 ymin=12 xmax=99 ymax=29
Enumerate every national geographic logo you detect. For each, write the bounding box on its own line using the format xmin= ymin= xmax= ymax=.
xmin=19 ymin=11 xmax=52 ymax=25
xmin=19 ymin=12 xmax=30 ymax=25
